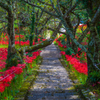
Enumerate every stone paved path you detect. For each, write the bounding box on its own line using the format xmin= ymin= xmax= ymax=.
xmin=27 ymin=44 xmax=81 ymax=100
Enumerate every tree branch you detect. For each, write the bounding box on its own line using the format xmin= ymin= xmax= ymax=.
xmin=57 ymin=0 xmax=63 ymax=16
xmin=38 ymin=0 xmax=52 ymax=7
xmin=64 ymin=1 xmax=79 ymax=17
xmin=24 ymin=0 xmax=59 ymax=18
xmin=91 ymin=5 xmax=100 ymax=25
xmin=39 ymin=15 xmax=52 ymax=34
xmin=72 ymin=12 xmax=80 ymax=32
xmin=18 ymin=39 xmax=53 ymax=53
xmin=38 ymin=6 xmax=46 ymax=20
xmin=78 ymin=28 xmax=89 ymax=43
xmin=47 ymin=27 xmax=66 ymax=34
xmin=0 ymin=1 xmax=11 ymax=13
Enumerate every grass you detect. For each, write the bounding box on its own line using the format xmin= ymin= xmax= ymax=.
xmin=13 ymin=57 xmax=42 ymax=100
xmin=63 ymin=59 xmax=87 ymax=84
xmin=0 ymin=45 xmax=8 ymax=48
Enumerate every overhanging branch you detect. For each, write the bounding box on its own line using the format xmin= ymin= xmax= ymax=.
xmin=24 ymin=0 xmax=59 ymax=18
xmin=91 ymin=5 xmax=100 ymax=25
xmin=18 ymin=39 xmax=53 ymax=53
xmin=0 ymin=1 xmax=12 ymax=13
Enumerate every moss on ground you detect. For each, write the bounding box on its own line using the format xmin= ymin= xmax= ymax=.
xmin=13 ymin=57 xmax=42 ymax=100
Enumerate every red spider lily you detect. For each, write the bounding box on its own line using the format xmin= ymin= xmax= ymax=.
xmin=60 ymin=51 xmax=65 ymax=55
xmin=57 ymin=41 xmax=63 ymax=47
xmin=32 ymin=51 xmax=40 ymax=56
xmin=17 ymin=64 xmax=26 ymax=69
xmin=3 ymin=76 xmax=13 ymax=83
xmin=64 ymin=46 xmax=67 ymax=48
xmin=33 ymin=41 xmax=35 ymax=45
xmin=38 ymin=35 xmax=41 ymax=37
xmin=24 ymin=51 xmax=40 ymax=64
xmin=0 ymin=63 xmax=27 ymax=93
xmin=14 ymin=67 xmax=23 ymax=75
xmin=0 ymin=83 xmax=5 ymax=93
xmin=42 ymin=39 xmax=46 ymax=41
xmin=78 ymin=47 xmax=81 ymax=51
xmin=55 ymin=33 xmax=88 ymax=75
xmin=65 ymin=54 xmax=88 ymax=75
xmin=38 ymin=38 xmax=40 ymax=41
xmin=0 ymin=48 xmax=8 ymax=70
xmin=76 ymin=54 xmax=80 ymax=58
xmin=0 ymin=36 xmax=43 ymax=93
xmin=15 ymin=40 xmax=36 ymax=46
xmin=4 ymin=97 xmax=7 ymax=99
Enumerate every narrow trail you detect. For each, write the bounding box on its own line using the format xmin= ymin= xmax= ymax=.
xmin=27 ymin=43 xmax=81 ymax=100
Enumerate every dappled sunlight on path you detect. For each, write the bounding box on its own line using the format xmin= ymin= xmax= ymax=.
xmin=27 ymin=44 xmax=81 ymax=100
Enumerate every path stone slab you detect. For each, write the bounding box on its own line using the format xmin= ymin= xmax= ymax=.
xmin=27 ymin=44 xmax=81 ymax=100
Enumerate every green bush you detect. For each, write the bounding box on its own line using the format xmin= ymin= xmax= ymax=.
xmin=65 ymin=47 xmax=75 ymax=55
xmin=89 ymin=71 xmax=100 ymax=83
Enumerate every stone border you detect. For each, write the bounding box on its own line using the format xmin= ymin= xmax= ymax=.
xmin=14 ymin=57 xmax=42 ymax=100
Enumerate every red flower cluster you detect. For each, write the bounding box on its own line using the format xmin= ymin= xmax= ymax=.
xmin=24 ymin=51 xmax=41 ymax=64
xmin=0 ymin=64 xmax=26 ymax=93
xmin=0 ymin=48 xmax=7 ymax=70
xmin=0 ymin=32 xmax=44 ymax=94
xmin=15 ymin=35 xmax=25 ymax=41
xmin=15 ymin=40 xmax=36 ymax=46
xmin=0 ymin=41 xmax=8 ymax=45
xmin=60 ymin=47 xmax=88 ymax=75
xmin=0 ymin=50 xmax=41 ymax=93
xmin=56 ymin=41 xmax=64 ymax=48
xmin=42 ymin=39 xmax=46 ymax=41
xmin=54 ymin=34 xmax=63 ymax=42
xmin=54 ymin=35 xmax=67 ymax=48
xmin=0 ymin=33 xmax=36 ymax=46
xmin=65 ymin=54 xmax=88 ymax=75
xmin=60 ymin=51 xmax=66 ymax=55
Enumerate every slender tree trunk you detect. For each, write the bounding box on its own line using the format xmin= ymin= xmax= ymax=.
xmin=29 ymin=10 xmax=35 ymax=46
xmin=65 ymin=16 xmax=77 ymax=53
xmin=7 ymin=11 xmax=15 ymax=58
xmin=71 ymin=31 xmax=78 ymax=53
xmin=66 ymin=34 xmax=71 ymax=47
xmin=6 ymin=9 xmax=19 ymax=69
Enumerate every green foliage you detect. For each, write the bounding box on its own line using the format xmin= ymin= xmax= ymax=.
xmin=57 ymin=34 xmax=66 ymax=41
xmin=89 ymin=71 xmax=100 ymax=83
xmin=61 ymin=39 xmax=66 ymax=45
xmin=26 ymin=52 xmax=32 ymax=57
xmin=25 ymin=35 xmax=29 ymax=41
xmin=6 ymin=54 xmax=18 ymax=69
xmin=14 ymin=19 xmax=20 ymax=28
xmin=65 ymin=47 xmax=75 ymax=55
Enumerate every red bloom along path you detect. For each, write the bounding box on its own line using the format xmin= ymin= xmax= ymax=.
xmin=55 ymin=34 xmax=88 ymax=76
xmin=0 ymin=50 xmax=41 ymax=93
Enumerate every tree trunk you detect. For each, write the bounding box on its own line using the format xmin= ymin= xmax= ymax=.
xmin=71 ymin=31 xmax=78 ymax=54
xmin=30 ymin=9 xmax=35 ymax=46
xmin=6 ymin=10 xmax=19 ymax=68
xmin=86 ymin=23 xmax=100 ymax=83
xmin=66 ymin=34 xmax=71 ymax=47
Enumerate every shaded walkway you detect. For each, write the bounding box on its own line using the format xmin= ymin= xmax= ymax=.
xmin=27 ymin=44 xmax=81 ymax=100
